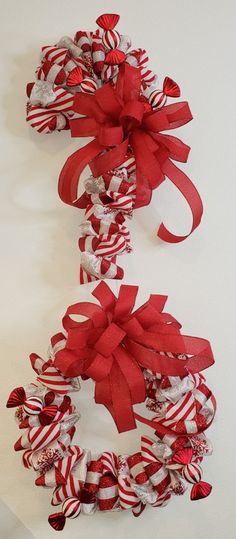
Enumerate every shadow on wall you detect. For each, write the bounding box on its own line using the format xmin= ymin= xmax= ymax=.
xmin=2 ymin=48 xmax=83 ymax=300
xmin=0 ymin=500 xmax=34 ymax=539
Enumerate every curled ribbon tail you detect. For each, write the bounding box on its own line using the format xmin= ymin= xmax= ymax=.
xmin=58 ymin=139 xmax=103 ymax=207
xmin=158 ymin=159 xmax=203 ymax=243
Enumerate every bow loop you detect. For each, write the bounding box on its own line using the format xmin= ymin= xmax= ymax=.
xmin=73 ymin=92 xmax=107 ymax=123
xmin=119 ymin=100 xmax=144 ymax=133
xmin=59 ymin=64 xmax=203 ymax=243
xmin=95 ymin=83 xmax=123 ymax=119
xmin=54 ymin=283 xmax=215 ymax=433
xmin=98 ymin=125 xmax=124 ymax=147
xmin=116 ymin=62 xmax=142 ymax=102
xmin=94 ymin=323 xmax=126 ymax=356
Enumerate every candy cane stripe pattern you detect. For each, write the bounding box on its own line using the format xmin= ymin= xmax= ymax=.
xmin=102 ymin=30 xmax=121 ymax=50
xmin=25 ymin=10 xmax=205 ymax=282
xmin=8 ymin=9 xmax=217 ymax=531
xmin=41 ymin=46 xmax=69 ymax=66
xmin=77 ymin=167 xmax=135 ymax=283
xmin=23 ymin=397 xmax=43 ymax=415
xmin=80 ymin=78 xmax=98 ymax=93
xmin=62 ymin=497 xmax=81 ymax=518
xmin=7 ymin=282 xmax=216 ymax=529
xmin=36 ymin=61 xmax=66 ymax=85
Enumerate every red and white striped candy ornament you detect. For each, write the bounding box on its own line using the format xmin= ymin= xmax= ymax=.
xmin=36 ymin=60 xmax=66 ymax=85
xmin=23 ymin=396 xmax=43 ymax=416
xmin=48 ymin=497 xmax=82 ymax=529
xmin=167 ymin=446 xmax=212 ymax=500
xmin=92 ymin=41 xmax=105 ymax=73
xmin=102 ymin=30 xmax=121 ymax=50
xmin=62 ymin=496 xmax=81 ymax=518
xmin=149 ymin=89 xmax=167 ymax=110
xmin=181 ymin=462 xmax=202 ymax=483
xmin=149 ymin=77 xmax=181 ymax=109
xmin=181 ymin=461 xmax=212 ymax=500
xmin=140 ymin=67 xmax=156 ymax=87
xmin=96 ymin=13 xmax=122 ymax=67
xmin=80 ymin=78 xmax=98 ymax=94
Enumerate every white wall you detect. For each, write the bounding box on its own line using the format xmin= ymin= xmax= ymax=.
xmin=0 ymin=1 xmax=235 ymax=538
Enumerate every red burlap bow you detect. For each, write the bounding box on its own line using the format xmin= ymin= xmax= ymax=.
xmin=54 ymin=282 xmax=214 ymax=433
xmin=58 ymin=63 xmax=203 ymax=242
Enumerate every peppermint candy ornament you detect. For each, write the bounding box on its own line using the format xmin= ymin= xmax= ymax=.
xmin=23 ymin=397 xmax=43 ymax=415
xmin=182 ymin=462 xmax=202 ymax=483
xmin=148 ymin=76 xmax=181 ymax=109
xmin=62 ymin=496 xmax=81 ymax=518
xmin=102 ymin=30 xmax=121 ymax=50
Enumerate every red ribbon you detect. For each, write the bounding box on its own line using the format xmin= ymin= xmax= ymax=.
xmin=54 ymin=282 xmax=214 ymax=433
xmin=58 ymin=63 xmax=203 ymax=243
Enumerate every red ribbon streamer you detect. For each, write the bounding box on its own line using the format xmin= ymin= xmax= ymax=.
xmin=54 ymin=282 xmax=214 ymax=433
xmin=58 ymin=63 xmax=203 ymax=242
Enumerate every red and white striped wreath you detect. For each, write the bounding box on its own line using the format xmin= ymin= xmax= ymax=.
xmin=7 ymin=282 xmax=216 ymax=531
xmin=26 ymin=12 xmax=203 ymax=284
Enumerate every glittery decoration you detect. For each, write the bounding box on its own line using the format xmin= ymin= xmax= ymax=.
xmin=29 ymin=80 xmax=56 ymax=107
